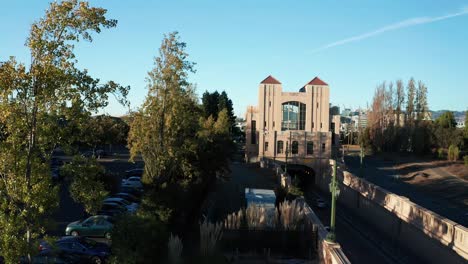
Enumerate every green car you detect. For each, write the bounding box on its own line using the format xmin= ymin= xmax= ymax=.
xmin=65 ymin=215 xmax=114 ymax=239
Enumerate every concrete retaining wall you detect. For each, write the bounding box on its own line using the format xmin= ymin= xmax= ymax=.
xmin=334 ymin=170 xmax=468 ymax=264
xmin=301 ymin=198 xmax=351 ymax=264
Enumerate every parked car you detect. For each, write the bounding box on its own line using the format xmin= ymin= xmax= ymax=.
xmin=81 ymin=151 xmax=95 ymax=158
xmin=103 ymin=197 xmax=138 ymax=213
xmin=39 ymin=236 xmax=110 ymax=264
xmin=111 ymin=192 xmax=140 ymax=203
xmin=95 ymin=149 xmax=107 ymax=158
xmin=121 ymin=176 xmax=143 ymax=189
xmin=120 ymin=186 xmax=143 ymax=198
xmin=21 ymin=251 xmax=81 ymax=264
xmin=65 ymin=215 xmax=114 ymax=239
xmin=125 ymin=168 xmax=144 ymax=178
xmin=316 ymin=198 xmax=327 ymax=208
xmin=100 ymin=202 xmax=128 ymax=216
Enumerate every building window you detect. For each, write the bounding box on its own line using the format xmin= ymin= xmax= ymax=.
xmin=273 ymin=121 xmax=275 ymax=127
xmin=322 ymin=143 xmax=326 ymax=151
xmin=307 ymin=141 xmax=314 ymax=155
xmin=277 ymin=141 xmax=284 ymax=154
xmin=312 ymin=122 xmax=314 ymax=128
xmin=292 ymin=141 xmax=299 ymax=154
xmin=251 ymin=120 xmax=256 ymax=144
xmin=269 ymin=101 xmax=271 ymax=107
xmin=317 ymin=102 xmax=319 ymax=109
xmin=281 ymin=101 xmax=306 ymax=131
xmin=320 ymin=123 xmax=322 ymax=128
xmin=265 ymin=142 xmax=269 ymax=152
xmin=264 ymin=121 xmax=266 ymax=128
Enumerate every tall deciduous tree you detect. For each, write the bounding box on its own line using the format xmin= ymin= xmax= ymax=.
xmin=128 ymin=31 xmax=199 ymax=188
xmin=406 ymin=78 xmax=416 ymax=123
xmin=416 ymin=81 xmax=428 ymax=121
xmin=395 ymin=79 xmax=405 ymax=126
xmin=0 ymin=1 xmax=128 ymax=261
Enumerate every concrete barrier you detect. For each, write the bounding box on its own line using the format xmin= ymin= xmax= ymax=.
xmin=338 ymin=170 xmax=468 ymax=263
xmin=300 ymin=198 xmax=351 ymax=264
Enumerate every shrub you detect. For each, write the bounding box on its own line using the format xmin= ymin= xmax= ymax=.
xmin=437 ymin=148 xmax=444 ymax=159
xmin=464 ymin=156 xmax=468 ymax=167
xmin=448 ymin=145 xmax=460 ymax=161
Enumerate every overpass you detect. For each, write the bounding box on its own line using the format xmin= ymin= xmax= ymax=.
xmin=264 ymin=157 xmax=468 ymax=264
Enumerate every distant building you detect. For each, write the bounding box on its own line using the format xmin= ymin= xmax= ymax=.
xmin=245 ymin=75 xmax=340 ymax=176
xmin=456 ymin=120 xmax=465 ymax=128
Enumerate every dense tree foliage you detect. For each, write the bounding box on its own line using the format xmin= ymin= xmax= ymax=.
xmin=61 ymin=156 xmax=108 ymax=215
xmin=115 ymin=32 xmax=234 ymax=262
xmin=362 ymin=79 xmax=465 ymax=156
xmin=80 ymin=114 xmax=129 ymax=152
xmin=202 ymin=90 xmax=241 ymax=138
xmin=0 ymin=1 xmax=128 ymax=261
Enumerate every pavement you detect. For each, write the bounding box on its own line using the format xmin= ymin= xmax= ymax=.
xmin=305 ymin=189 xmax=424 ymax=264
xmin=344 ymin=154 xmax=468 ymax=227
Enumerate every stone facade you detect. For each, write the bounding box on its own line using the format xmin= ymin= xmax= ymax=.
xmin=245 ymin=75 xmax=340 ymax=179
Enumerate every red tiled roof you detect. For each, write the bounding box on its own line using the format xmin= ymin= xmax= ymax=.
xmin=308 ymin=77 xmax=328 ymax=86
xmin=260 ymin=75 xmax=281 ymax=84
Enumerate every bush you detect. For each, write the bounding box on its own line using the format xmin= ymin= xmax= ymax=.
xmin=464 ymin=156 xmax=468 ymax=167
xmin=437 ymin=148 xmax=444 ymax=159
xmin=448 ymin=145 xmax=460 ymax=161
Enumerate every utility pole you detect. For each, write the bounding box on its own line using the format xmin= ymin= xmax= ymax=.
xmin=326 ymin=159 xmax=340 ymax=242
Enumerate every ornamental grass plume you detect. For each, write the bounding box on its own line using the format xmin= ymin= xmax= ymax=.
xmin=200 ymin=220 xmax=223 ymax=256
xmin=224 ymin=209 xmax=243 ymax=230
xmin=167 ymin=233 xmax=183 ymax=264
xmin=279 ymin=199 xmax=305 ymax=230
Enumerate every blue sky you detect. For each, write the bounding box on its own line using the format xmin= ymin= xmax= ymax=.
xmin=1 ymin=0 xmax=468 ymax=117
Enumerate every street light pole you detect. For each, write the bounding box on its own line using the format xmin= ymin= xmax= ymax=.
xmin=360 ymin=145 xmax=364 ymax=178
xmin=326 ymin=159 xmax=340 ymax=242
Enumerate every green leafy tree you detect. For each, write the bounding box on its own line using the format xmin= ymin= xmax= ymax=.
xmin=0 ymin=1 xmax=128 ymax=261
xmin=110 ymin=214 xmax=169 ymax=264
xmin=61 ymin=156 xmax=108 ymax=215
xmin=128 ymin=31 xmax=199 ymax=188
xmin=81 ymin=115 xmax=129 ymax=152
xmin=436 ymin=111 xmax=457 ymax=128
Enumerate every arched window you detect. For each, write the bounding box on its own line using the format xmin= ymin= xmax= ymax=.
xmin=292 ymin=141 xmax=299 ymax=154
xmin=281 ymin=101 xmax=306 ymax=131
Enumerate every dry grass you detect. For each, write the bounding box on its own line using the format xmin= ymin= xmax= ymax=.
xmin=223 ymin=199 xmax=306 ymax=231
xmin=200 ymin=220 xmax=223 ymax=256
xmin=167 ymin=233 xmax=183 ymax=264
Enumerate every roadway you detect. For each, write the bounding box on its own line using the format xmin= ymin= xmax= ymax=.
xmin=344 ymin=154 xmax=468 ymax=227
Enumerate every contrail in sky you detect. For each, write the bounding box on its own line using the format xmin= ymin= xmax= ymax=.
xmin=312 ymin=7 xmax=468 ymax=53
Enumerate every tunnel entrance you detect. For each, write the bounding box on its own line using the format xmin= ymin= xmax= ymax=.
xmin=282 ymin=164 xmax=316 ymax=192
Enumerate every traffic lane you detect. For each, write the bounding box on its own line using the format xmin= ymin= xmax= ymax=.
xmin=305 ymin=192 xmax=394 ymax=264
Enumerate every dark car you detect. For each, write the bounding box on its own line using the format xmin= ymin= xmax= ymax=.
xmin=21 ymin=250 xmax=81 ymax=264
xmin=95 ymin=149 xmax=107 ymax=158
xmin=125 ymin=168 xmax=144 ymax=178
xmin=120 ymin=186 xmax=143 ymax=198
xmin=97 ymin=203 xmax=127 ymax=217
xmin=39 ymin=236 xmax=110 ymax=264
xmin=111 ymin=192 xmax=140 ymax=203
